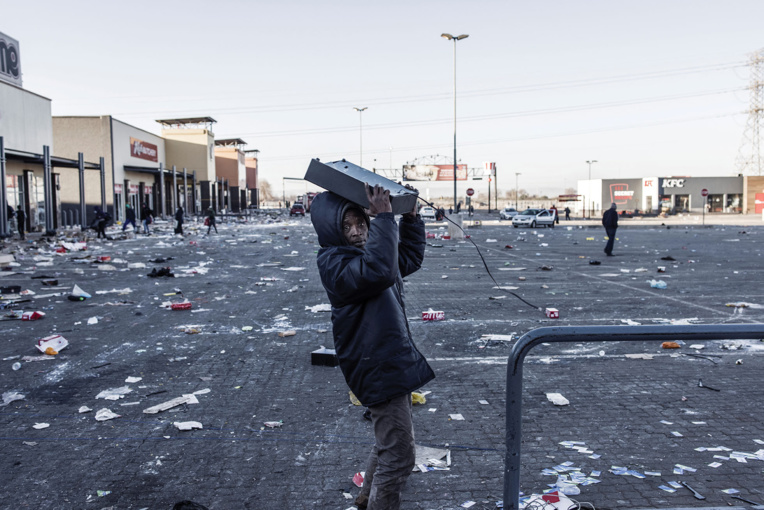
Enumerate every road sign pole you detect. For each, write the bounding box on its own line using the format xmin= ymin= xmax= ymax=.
xmin=701 ymin=188 xmax=709 ymax=226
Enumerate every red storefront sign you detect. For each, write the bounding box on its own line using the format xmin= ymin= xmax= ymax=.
xmin=114 ymin=183 xmax=123 ymax=193
xmin=130 ymin=137 xmax=158 ymax=162
xmin=129 ymin=184 xmax=139 ymax=194
xmin=144 ymin=186 xmax=152 ymax=195
xmin=755 ymin=193 xmax=764 ymax=214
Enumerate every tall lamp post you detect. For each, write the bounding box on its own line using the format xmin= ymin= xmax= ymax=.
xmin=515 ymin=172 xmax=521 ymax=211
xmin=353 ymin=107 xmax=368 ymax=167
xmin=586 ymin=160 xmax=597 ymax=218
xmin=442 ymin=32 xmax=469 ymax=212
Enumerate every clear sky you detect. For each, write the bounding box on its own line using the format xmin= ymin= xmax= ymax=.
xmin=6 ymin=0 xmax=764 ymax=199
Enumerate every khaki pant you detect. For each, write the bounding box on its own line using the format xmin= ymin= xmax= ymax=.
xmin=360 ymin=393 xmax=415 ymax=510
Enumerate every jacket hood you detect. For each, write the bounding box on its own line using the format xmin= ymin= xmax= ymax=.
xmin=310 ymin=192 xmax=370 ymax=248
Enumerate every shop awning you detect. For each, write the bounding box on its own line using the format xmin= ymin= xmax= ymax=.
xmin=5 ymin=148 xmax=100 ymax=169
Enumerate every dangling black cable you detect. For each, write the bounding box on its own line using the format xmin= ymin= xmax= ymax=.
xmin=416 ymin=197 xmax=542 ymax=312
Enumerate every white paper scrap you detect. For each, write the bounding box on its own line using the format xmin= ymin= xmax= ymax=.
xmin=95 ymin=408 xmax=121 ymax=421
xmin=546 ymin=393 xmax=570 ymax=406
xmin=174 ymin=421 xmax=203 ymax=431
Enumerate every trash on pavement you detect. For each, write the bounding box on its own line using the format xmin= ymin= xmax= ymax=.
xmin=414 ymin=444 xmax=450 ymax=472
xmin=87 ymin=317 xmax=99 ymax=325
xmin=79 ymin=406 xmax=92 ymax=413
xmin=95 ymin=408 xmax=121 ymax=421
xmin=648 ymin=279 xmax=668 ymax=289
xmin=171 ymin=302 xmax=193 ymax=310
xmin=125 ymin=376 xmax=142 ymax=383
xmin=71 ymin=284 xmax=92 ymax=299
xmin=449 ymin=413 xmax=465 ymax=420
xmin=96 ymin=386 xmax=133 ymax=400
xmin=306 ymin=303 xmax=331 ymax=313
xmin=589 ymin=260 xmax=601 ymax=265
xmin=697 ymin=379 xmax=720 ymax=391
xmin=422 ymin=310 xmax=445 ymax=321
xmin=411 ymin=392 xmax=427 ymax=405
xmin=174 ymin=421 xmax=203 ymax=431
xmin=545 ymin=308 xmax=559 ymax=319
xmin=143 ymin=394 xmax=200 ymax=414
xmin=32 ymin=423 xmax=50 ymax=429
xmin=546 ymin=393 xmax=570 ymax=406
xmin=1 ymin=391 xmax=25 ymax=407
xmin=657 ymin=266 xmax=666 ymax=273
xmin=662 ymin=341 xmax=681 ymax=349
xmin=278 ymin=330 xmax=296 ymax=337
xmin=263 ymin=421 xmax=283 ymax=428
xmin=625 ymin=353 xmax=654 ymax=360
xmin=348 ymin=391 xmax=362 ymax=406
xmin=311 ymin=346 xmax=339 ymax=366
xmin=21 ymin=311 xmax=45 ymax=321
xmin=352 ymin=472 xmax=364 ymax=487
xmin=35 ymin=334 xmax=69 ymax=355
xmin=11 ymin=362 xmax=21 ymax=371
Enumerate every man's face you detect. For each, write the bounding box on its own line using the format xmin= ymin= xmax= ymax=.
xmin=343 ymin=209 xmax=368 ymax=249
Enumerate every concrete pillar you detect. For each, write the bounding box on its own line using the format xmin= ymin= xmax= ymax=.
xmin=182 ymin=168 xmax=188 ymax=212
xmin=448 ymin=213 xmax=464 ymax=239
xmin=78 ymin=153 xmax=87 ymax=230
xmin=99 ymin=156 xmax=106 ymax=212
xmin=43 ymin=146 xmax=55 ymax=235
xmin=171 ymin=165 xmax=177 ymax=216
xmin=0 ymin=137 xmax=7 ymax=238
xmin=158 ymin=163 xmax=165 ymax=218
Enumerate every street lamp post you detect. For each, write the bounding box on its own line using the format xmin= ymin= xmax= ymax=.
xmin=515 ymin=172 xmax=521 ymax=211
xmin=353 ymin=107 xmax=368 ymax=167
xmin=586 ymin=160 xmax=597 ymax=218
xmin=442 ymin=32 xmax=469 ymax=212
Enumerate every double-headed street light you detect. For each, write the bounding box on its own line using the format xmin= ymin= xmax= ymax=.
xmin=586 ymin=160 xmax=598 ymax=218
xmin=441 ymin=32 xmax=469 ymax=211
xmin=353 ymin=107 xmax=368 ymax=167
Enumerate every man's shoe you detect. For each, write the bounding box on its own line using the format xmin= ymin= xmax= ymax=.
xmin=354 ymin=493 xmax=368 ymax=509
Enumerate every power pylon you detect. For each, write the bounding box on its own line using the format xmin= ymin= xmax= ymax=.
xmin=736 ymin=48 xmax=764 ymax=176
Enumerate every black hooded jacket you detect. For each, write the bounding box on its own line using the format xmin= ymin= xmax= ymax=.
xmin=311 ymin=191 xmax=434 ymax=406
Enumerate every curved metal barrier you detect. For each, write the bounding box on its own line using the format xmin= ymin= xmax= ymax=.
xmin=504 ymin=324 xmax=764 ymax=509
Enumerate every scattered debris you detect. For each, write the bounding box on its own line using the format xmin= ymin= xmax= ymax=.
xmin=95 ymin=408 xmax=121 ymax=421
xmin=546 ymin=393 xmax=570 ymax=406
xmin=174 ymin=421 xmax=203 ymax=431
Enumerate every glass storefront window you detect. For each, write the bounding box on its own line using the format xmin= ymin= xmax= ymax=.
xmin=726 ymin=194 xmax=742 ymax=213
xmin=708 ymin=194 xmax=723 ymax=212
xmin=674 ymin=194 xmax=690 ymax=212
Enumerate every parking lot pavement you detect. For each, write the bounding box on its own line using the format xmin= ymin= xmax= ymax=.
xmin=1 ymin=216 xmax=763 ymax=509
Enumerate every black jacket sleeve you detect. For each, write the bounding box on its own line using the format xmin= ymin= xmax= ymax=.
xmin=398 ymin=214 xmax=425 ymax=278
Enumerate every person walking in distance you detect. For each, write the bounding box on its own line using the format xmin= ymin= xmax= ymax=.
xmin=123 ymin=204 xmax=137 ymax=233
xmin=205 ymin=207 xmax=218 ymax=235
xmin=174 ymin=206 xmax=184 ymax=235
xmin=550 ymin=204 xmax=559 ymax=224
xmin=564 ymin=206 xmax=571 ymax=221
xmin=602 ymin=202 xmax=619 ymax=256
xmin=16 ymin=205 xmax=26 ymax=240
xmin=140 ymin=203 xmax=153 ymax=235
xmin=311 ymin=184 xmax=434 ymax=510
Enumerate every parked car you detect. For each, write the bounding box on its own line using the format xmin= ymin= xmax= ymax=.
xmin=499 ymin=207 xmax=518 ymax=220
xmin=419 ymin=206 xmax=437 ymax=221
xmin=289 ymin=203 xmax=305 ymax=217
xmin=511 ymin=208 xmax=555 ymax=228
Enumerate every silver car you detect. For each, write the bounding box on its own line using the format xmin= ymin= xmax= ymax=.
xmin=419 ymin=206 xmax=437 ymax=221
xmin=499 ymin=207 xmax=518 ymax=220
xmin=511 ymin=208 xmax=556 ymax=228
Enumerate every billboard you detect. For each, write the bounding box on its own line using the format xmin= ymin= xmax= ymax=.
xmin=0 ymin=31 xmax=22 ymax=87
xmin=603 ymin=178 xmax=643 ymax=211
xmin=403 ymin=164 xmax=468 ymax=181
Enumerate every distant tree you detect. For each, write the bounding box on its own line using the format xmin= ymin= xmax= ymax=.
xmin=259 ymin=179 xmax=273 ymax=201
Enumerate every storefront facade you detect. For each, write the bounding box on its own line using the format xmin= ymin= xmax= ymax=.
xmin=658 ymin=176 xmax=743 ymax=214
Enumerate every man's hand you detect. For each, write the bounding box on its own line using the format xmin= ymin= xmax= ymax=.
xmin=365 ymin=183 xmax=392 ymax=216
xmin=402 ymin=184 xmax=419 ymax=219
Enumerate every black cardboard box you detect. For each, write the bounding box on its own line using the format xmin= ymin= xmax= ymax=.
xmin=311 ymin=347 xmax=339 ymax=367
xmin=304 ymin=159 xmax=418 ymax=215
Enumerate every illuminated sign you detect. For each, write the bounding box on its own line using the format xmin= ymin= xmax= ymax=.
xmin=663 ymin=178 xmax=685 ymax=188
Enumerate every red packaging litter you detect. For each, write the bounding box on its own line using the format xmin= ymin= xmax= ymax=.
xmin=422 ymin=310 xmax=445 ymax=321
xmin=442 ymin=235 xmax=451 ymax=240
xmin=171 ymin=302 xmax=192 ymax=310
xmin=98 ymin=256 xmax=111 ymax=262
xmin=22 ymin=311 xmax=45 ymax=321
xmin=426 ymin=233 xmax=436 ymax=239
xmin=352 ymin=472 xmax=364 ymax=488
xmin=545 ymin=308 xmax=559 ymax=319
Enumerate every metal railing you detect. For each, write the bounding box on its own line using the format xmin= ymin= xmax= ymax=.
xmin=504 ymin=324 xmax=764 ymax=509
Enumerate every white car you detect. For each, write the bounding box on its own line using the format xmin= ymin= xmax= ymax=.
xmin=499 ymin=207 xmax=518 ymax=220
xmin=419 ymin=206 xmax=437 ymax=221
xmin=512 ymin=208 xmax=556 ymax=228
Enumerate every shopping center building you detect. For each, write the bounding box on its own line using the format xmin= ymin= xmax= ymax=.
xmin=576 ymin=176 xmax=764 ymax=216
xmin=1 ymin=30 xmax=259 ymax=237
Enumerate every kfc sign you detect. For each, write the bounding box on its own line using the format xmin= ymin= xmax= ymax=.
xmin=663 ymin=178 xmax=685 ymax=188
xmin=130 ymin=137 xmax=158 ymax=162
xmin=0 ymin=31 xmax=22 ymax=87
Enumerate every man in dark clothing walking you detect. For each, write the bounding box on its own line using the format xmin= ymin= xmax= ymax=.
xmin=16 ymin=206 xmax=26 ymax=240
xmin=564 ymin=206 xmax=571 ymax=221
xmin=205 ymin=207 xmax=217 ymax=234
xmin=602 ymin=202 xmax=618 ymax=256
xmin=174 ymin=207 xmax=184 ymax=235
xmin=92 ymin=206 xmax=110 ymax=239
xmin=311 ymin=184 xmax=434 ymax=510
xmin=140 ymin=203 xmax=153 ymax=235
xmin=123 ymin=204 xmax=137 ymax=233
